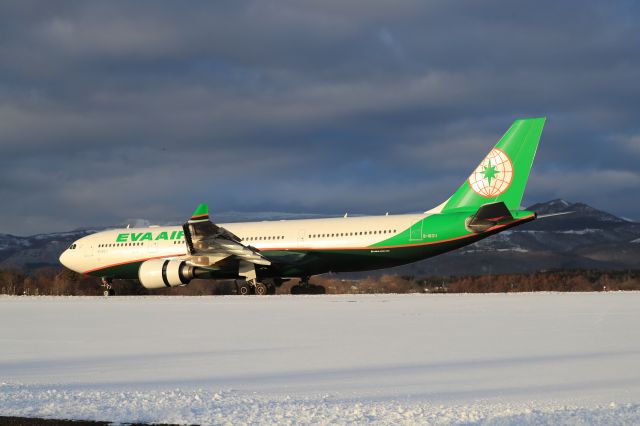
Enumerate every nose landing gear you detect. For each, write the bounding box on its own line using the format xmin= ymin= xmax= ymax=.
xmin=101 ymin=277 xmax=115 ymax=296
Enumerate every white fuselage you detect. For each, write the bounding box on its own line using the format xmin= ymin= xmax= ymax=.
xmin=60 ymin=213 xmax=427 ymax=276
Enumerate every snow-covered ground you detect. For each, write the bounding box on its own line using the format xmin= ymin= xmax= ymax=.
xmin=1 ymin=293 xmax=639 ymax=424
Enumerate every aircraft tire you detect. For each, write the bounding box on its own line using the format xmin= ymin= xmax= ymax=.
xmin=255 ymin=282 xmax=269 ymax=296
xmin=237 ymin=281 xmax=254 ymax=295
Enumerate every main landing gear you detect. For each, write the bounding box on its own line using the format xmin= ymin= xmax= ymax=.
xmin=255 ymin=281 xmax=276 ymax=295
xmin=234 ymin=274 xmax=325 ymax=296
xmin=235 ymin=279 xmax=276 ymax=295
xmin=236 ymin=280 xmax=254 ymax=295
xmin=101 ymin=277 xmax=116 ymax=296
xmin=237 ymin=261 xmax=276 ymax=296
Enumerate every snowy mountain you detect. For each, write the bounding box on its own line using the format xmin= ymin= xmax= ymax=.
xmin=1 ymin=200 xmax=638 ymax=274
xmin=0 ymin=229 xmax=102 ymax=270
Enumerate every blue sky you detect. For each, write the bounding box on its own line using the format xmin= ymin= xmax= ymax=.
xmin=1 ymin=1 xmax=639 ymax=235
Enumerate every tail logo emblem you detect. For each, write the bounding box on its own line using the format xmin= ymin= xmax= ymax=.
xmin=468 ymin=148 xmax=513 ymax=197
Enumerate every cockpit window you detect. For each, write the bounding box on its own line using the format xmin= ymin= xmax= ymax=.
xmin=68 ymin=243 xmax=77 ymax=250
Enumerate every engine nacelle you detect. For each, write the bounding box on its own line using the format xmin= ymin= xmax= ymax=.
xmin=138 ymin=259 xmax=195 ymax=289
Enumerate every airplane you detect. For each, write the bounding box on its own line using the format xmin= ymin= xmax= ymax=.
xmin=60 ymin=117 xmax=546 ymax=296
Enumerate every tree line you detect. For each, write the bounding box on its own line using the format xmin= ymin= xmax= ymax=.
xmin=1 ymin=267 xmax=639 ymax=296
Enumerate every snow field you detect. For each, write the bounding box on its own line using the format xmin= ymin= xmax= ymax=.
xmin=1 ymin=293 xmax=639 ymax=424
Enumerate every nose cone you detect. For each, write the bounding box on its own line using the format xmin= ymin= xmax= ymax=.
xmin=59 ymin=243 xmax=82 ymax=273
xmin=59 ymin=249 xmax=71 ymax=269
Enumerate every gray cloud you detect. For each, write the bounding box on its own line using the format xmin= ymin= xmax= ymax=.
xmin=1 ymin=0 xmax=639 ymax=234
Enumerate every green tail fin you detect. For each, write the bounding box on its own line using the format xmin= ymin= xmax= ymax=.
xmin=441 ymin=117 xmax=545 ymax=212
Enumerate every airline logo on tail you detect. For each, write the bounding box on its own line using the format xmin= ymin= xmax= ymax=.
xmin=468 ymin=148 xmax=513 ymax=197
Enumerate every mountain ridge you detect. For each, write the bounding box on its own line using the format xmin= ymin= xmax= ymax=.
xmin=1 ymin=200 xmax=638 ymax=274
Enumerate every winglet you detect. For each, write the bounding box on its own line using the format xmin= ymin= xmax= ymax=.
xmin=190 ymin=203 xmax=209 ymax=221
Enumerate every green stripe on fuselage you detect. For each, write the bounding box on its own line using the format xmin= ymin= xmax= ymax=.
xmin=371 ymin=209 xmax=534 ymax=249
xmin=370 ymin=212 xmax=469 ymax=248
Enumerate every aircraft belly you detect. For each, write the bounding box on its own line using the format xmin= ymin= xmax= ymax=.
xmin=259 ymin=228 xmax=498 ymax=275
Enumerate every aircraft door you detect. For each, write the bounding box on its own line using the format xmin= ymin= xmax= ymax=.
xmin=297 ymin=230 xmax=306 ymax=248
xmin=409 ymin=219 xmax=423 ymax=241
xmin=82 ymin=243 xmax=94 ymax=259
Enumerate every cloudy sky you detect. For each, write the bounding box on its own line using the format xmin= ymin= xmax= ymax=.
xmin=1 ymin=1 xmax=639 ymax=235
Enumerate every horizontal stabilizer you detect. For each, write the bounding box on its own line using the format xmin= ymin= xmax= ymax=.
xmin=465 ymin=202 xmax=513 ymax=233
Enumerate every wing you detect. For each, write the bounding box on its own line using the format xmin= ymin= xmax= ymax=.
xmin=182 ymin=203 xmax=271 ymax=267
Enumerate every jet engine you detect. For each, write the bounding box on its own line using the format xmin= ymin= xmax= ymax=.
xmin=138 ymin=259 xmax=195 ymax=289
